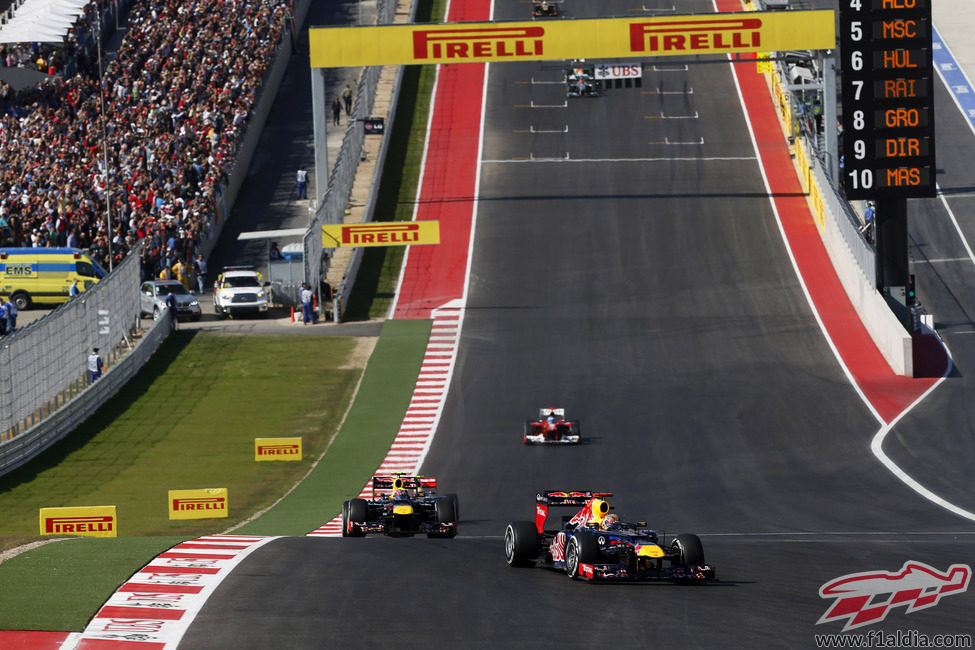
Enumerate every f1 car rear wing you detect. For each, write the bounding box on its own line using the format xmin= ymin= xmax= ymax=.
xmin=539 ymin=407 xmax=565 ymax=419
xmin=372 ymin=475 xmax=437 ymax=497
xmin=535 ymin=490 xmax=613 ymax=533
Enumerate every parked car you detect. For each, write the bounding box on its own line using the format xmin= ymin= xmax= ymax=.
xmin=140 ymin=280 xmax=202 ymax=321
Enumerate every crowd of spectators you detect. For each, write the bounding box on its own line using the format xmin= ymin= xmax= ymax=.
xmin=0 ymin=0 xmax=295 ymax=281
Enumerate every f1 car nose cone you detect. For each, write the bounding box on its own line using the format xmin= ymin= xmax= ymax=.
xmin=636 ymin=544 xmax=665 ymax=558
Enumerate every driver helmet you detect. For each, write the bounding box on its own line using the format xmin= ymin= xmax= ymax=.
xmin=392 ymin=488 xmax=409 ymax=501
xmin=601 ymin=513 xmax=620 ymax=530
xmin=546 ymin=415 xmax=557 ymax=424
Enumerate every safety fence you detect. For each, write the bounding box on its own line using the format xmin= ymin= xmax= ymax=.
xmin=0 ymin=247 xmax=142 ymax=446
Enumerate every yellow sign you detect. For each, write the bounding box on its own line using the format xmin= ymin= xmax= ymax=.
xmin=756 ymin=52 xmax=773 ymax=74
xmin=168 ymin=488 xmax=229 ymax=520
xmin=255 ymin=437 xmax=303 ymax=461
xmin=40 ymin=505 xmax=117 ymax=537
xmin=322 ymin=221 xmax=440 ymax=248
xmin=309 ymin=11 xmax=835 ymax=68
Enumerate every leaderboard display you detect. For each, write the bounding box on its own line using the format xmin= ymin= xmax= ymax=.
xmin=840 ymin=0 xmax=935 ymax=199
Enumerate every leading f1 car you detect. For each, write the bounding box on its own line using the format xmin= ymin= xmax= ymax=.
xmin=342 ymin=475 xmax=458 ymax=538
xmin=504 ymin=490 xmax=716 ymax=582
xmin=523 ymin=408 xmax=581 ymax=445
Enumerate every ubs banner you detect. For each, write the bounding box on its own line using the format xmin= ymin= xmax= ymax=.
xmin=309 ymin=11 xmax=835 ymax=68
xmin=39 ymin=505 xmax=117 ymax=537
xmin=168 ymin=488 xmax=229 ymax=520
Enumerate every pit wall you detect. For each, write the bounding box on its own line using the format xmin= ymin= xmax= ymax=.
xmin=769 ymin=68 xmax=914 ymax=377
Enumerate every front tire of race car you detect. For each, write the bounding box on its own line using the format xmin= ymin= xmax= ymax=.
xmin=427 ymin=497 xmax=457 ymax=538
xmin=504 ymin=521 xmax=539 ymax=567
xmin=672 ymin=534 xmax=705 ymax=566
xmin=565 ymin=533 xmax=600 ymax=579
xmin=345 ymin=498 xmax=368 ymax=537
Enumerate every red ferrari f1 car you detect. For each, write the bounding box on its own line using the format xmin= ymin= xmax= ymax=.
xmin=523 ymin=407 xmax=581 ymax=445
xmin=342 ymin=475 xmax=458 ymax=538
xmin=504 ymin=490 xmax=716 ymax=583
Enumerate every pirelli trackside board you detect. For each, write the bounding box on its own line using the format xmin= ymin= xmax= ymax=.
xmin=308 ymin=11 xmax=835 ymax=68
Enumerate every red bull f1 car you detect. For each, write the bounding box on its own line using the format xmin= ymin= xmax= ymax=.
xmin=524 ymin=407 xmax=581 ymax=445
xmin=504 ymin=491 xmax=716 ymax=582
xmin=342 ymin=475 xmax=458 ymax=538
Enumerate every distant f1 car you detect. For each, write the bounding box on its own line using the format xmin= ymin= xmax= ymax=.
xmin=567 ymin=64 xmax=599 ymax=97
xmin=342 ymin=475 xmax=458 ymax=538
xmin=524 ymin=407 xmax=581 ymax=445
xmin=504 ymin=490 xmax=716 ymax=582
xmin=531 ymin=0 xmax=561 ymax=17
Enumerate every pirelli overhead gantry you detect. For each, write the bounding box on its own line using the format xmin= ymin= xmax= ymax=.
xmin=306 ymin=9 xmax=835 ymax=206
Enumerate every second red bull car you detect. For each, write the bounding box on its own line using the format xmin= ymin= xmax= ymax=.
xmin=342 ymin=475 xmax=458 ymax=538
xmin=503 ymin=490 xmax=716 ymax=582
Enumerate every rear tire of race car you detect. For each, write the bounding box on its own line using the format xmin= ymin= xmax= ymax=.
xmin=346 ymin=498 xmax=368 ymax=537
xmin=672 ymin=534 xmax=705 ymax=566
xmin=566 ymin=533 xmax=600 ymax=579
xmin=341 ymin=500 xmax=350 ymax=537
xmin=504 ymin=521 xmax=539 ymax=567
xmin=427 ymin=497 xmax=457 ymax=538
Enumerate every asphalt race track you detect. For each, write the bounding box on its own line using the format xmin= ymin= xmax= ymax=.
xmin=179 ymin=1 xmax=975 ymax=647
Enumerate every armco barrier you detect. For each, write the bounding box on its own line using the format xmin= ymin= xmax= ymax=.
xmin=0 ymin=312 xmax=171 ymax=477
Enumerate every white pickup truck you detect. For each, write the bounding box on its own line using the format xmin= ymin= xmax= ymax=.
xmin=213 ymin=267 xmax=269 ymax=317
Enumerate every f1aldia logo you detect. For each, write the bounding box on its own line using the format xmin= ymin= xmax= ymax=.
xmin=817 ymin=561 xmax=971 ymax=631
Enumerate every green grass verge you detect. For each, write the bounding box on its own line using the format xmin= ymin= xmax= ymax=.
xmin=234 ymin=320 xmax=430 ymax=535
xmin=0 ymin=321 xmax=429 ymax=630
xmin=0 ymin=537 xmax=186 ymax=631
xmin=0 ymin=333 xmax=361 ymax=544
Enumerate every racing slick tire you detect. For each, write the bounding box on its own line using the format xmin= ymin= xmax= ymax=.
xmin=565 ymin=533 xmax=600 ymax=579
xmin=671 ymin=534 xmax=705 ymax=566
xmin=428 ymin=497 xmax=457 ymax=538
xmin=345 ymin=498 xmax=368 ymax=537
xmin=446 ymin=493 xmax=460 ymax=522
xmin=504 ymin=521 xmax=539 ymax=567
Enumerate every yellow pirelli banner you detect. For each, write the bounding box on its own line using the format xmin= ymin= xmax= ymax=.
xmin=39 ymin=505 xmax=117 ymax=537
xmin=168 ymin=488 xmax=229 ymax=520
xmin=322 ymin=221 xmax=440 ymax=248
xmin=309 ymin=11 xmax=835 ymax=68
xmin=255 ymin=437 xmax=303 ymax=461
